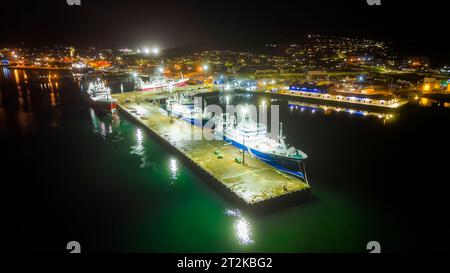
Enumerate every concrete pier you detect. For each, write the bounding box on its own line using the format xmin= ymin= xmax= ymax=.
xmin=112 ymin=89 xmax=310 ymax=205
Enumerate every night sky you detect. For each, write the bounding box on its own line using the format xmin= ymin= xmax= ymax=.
xmin=1 ymin=0 xmax=448 ymax=61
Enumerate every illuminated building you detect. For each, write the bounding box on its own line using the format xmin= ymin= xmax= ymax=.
xmin=422 ymin=77 xmax=442 ymax=92
xmin=288 ymin=83 xmax=405 ymax=108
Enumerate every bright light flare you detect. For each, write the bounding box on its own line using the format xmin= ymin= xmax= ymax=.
xmin=235 ymin=218 xmax=254 ymax=245
xmin=136 ymin=128 xmax=143 ymax=143
xmin=169 ymin=158 xmax=178 ymax=180
xmin=225 ymin=209 xmax=255 ymax=246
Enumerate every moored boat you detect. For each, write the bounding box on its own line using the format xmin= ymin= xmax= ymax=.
xmin=215 ymin=113 xmax=308 ymax=179
xmin=84 ymin=79 xmax=117 ymax=113
xmin=166 ymin=94 xmax=213 ymax=125
xmin=135 ymin=74 xmax=189 ymax=91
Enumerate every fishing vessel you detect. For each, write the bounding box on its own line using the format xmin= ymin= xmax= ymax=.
xmin=215 ymin=113 xmax=308 ymax=179
xmin=166 ymin=94 xmax=213 ymax=125
xmin=85 ymin=79 xmax=117 ymax=113
xmin=135 ymin=74 xmax=189 ymax=91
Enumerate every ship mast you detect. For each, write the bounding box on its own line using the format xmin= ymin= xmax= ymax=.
xmin=203 ymin=99 xmax=207 ymax=116
xmin=279 ymin=122 xmax=286 ymax=148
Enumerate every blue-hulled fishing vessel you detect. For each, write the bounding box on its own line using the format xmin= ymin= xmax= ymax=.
xmin=214 ymin=113 xmax=308 ymax=179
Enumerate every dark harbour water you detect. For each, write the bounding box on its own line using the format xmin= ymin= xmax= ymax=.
xmin=1 ymin=68 xmax=449 ymax=253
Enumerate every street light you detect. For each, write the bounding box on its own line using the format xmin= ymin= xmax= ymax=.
xmin=202 ymin=65 xmax=208 ymax=81
xmin=152 ymin=47 xmax=159 ymax=55
xmin=158 ymin=67 xmax=164 ymax=73
xmin=143 ymin=48 xmax=150 ymax=54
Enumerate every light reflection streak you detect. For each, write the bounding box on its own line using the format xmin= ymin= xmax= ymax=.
xmin=136 ymin=128 xmax=143 ymax=143
xmin=13 ymin=69 xmax=20 ymax=85
xmin=225 ymin=209 xmax=255 ymax=246
xmin=2 ymin=67 xmax=10 ymax=79
xmin=235 ymin=218 xmax=253 ymax=245
xmin=130 ymin=128 xmax=154 ymax=169
xmin=169 ymin=158 xmax=179 ymax=183
xmin=89 ymin=108 xmax=113 ymax=139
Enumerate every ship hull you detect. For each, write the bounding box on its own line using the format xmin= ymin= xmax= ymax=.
xmin=168 ymin=109 xmax=210 ymax=127
xmin=84 ymin=93 xmax=117 ymax=114
xmin=217 ymin=133 xmax=306 ymax=179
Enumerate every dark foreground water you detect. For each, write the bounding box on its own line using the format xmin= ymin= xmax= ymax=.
xmin=2 ymin=68 xmax=449 ymax=252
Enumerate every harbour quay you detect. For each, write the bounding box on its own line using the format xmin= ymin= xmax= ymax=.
xmin=112 ymin=90 xmax=310 ymax=207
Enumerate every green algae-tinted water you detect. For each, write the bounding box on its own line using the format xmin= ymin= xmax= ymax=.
xmin=2 ymin=69 xmax=448 ymax=252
